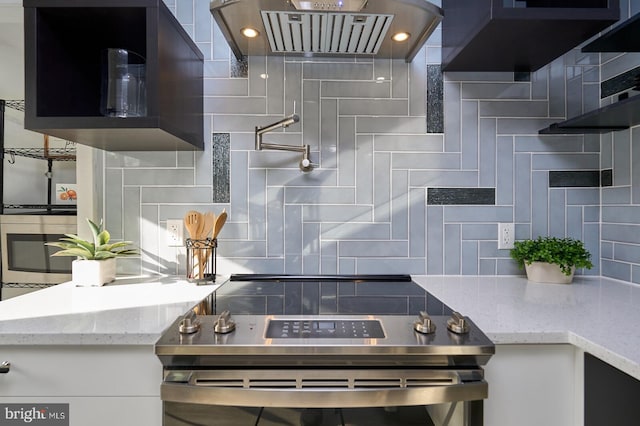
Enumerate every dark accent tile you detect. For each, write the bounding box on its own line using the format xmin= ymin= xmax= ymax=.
xmin=212 ymin=133 xmax=230 ymax=203
xmin=514 ymin=71 xmax=531 ymax=82
xmin=427 ymin=188 xmax=496 ymax=205
xmin=230 ymin=55 xmax=248 ymax=78
xmin=601 ymin=65 xmax=640 ymax=98
xmin=549 ymin=170 xmax=600 ymax=187
xmin=426 ymin=64 xmax=444 ymax=133
xmin=601 ymin=169 xmax=613 ymax=187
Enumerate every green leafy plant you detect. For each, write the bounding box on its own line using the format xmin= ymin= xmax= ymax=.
xmin=46 ymin=218 xmax=138 ymax=260
xmin=510 ymin=236 xmax=593 ymax=276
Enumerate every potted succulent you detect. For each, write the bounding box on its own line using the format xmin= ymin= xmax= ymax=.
xmin=510 ymin=236 xmax=593 ymax=284
xmin=46 ymin=218 xmax=138 ymax=286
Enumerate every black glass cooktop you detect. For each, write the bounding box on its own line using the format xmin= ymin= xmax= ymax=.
xmin=213 ymin=274 xmax=452 ymax=317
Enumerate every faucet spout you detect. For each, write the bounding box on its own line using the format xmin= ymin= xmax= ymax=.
xmin=254 ymin=114 xmax=314 ymax=172
xmin=255 ymin=114 xmax=300 ymax=149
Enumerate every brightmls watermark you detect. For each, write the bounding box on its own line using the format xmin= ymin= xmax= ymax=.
xmin=0 ymin=404 xmax=68 ymax=425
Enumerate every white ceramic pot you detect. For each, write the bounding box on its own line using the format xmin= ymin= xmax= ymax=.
xmin=525 ymin=261 xmax=575 ymax=284
xmin=72 ymin=258 xmax=116 ymax=286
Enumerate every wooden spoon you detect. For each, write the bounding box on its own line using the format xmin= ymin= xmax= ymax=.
xmin=195 ymin=212 xmax=206 ymax=239
xmin=213 ymin=209 xmax=227 ymax=239
xmin=183 ymin=210 xmax=201 ymax=239
xmin=184 ymin=210 xmax=204 ymax=278
xmin=199 ymin=212 xmax=216 ymax=276
xmin=202 ymin=212 xmax=215 ymax=239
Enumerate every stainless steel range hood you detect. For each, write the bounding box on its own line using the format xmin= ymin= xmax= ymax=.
xmin=210 ymin=0 xmax=443 ymax=62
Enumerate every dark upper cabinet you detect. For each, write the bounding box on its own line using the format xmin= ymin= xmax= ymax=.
xmin=582 ymin=10 xmax=640 ymax=52
xmin=441 ymin=0 xmax=620 ymax=72
xmin=539 ymin=12 xmax=640 ymax=135
xmin=23 ymin=0 xmax=204 ymax=151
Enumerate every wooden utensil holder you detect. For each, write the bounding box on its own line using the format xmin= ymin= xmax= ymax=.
xmin=185 ymin=238 xmax=217 ymax=282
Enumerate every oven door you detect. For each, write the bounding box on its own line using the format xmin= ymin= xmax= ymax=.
xmin=161 ymin=369 xmax=487 ymax=426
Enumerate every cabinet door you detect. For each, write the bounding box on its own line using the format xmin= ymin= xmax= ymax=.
xmin=484 ymin=344 xmax=581 ymax=426
xmin=0 ymin=345 xmax=160 ymax=397
xmin=585 ymin=352 xmax=640 ymax=426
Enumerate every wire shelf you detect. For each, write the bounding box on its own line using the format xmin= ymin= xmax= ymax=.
xmin=3 ymin=147 xmax=77 ymax=162
xmin=3 ymin=204 xmax=77 ymax=210
xmin=4 ymin=100 xmax=25 ymax=112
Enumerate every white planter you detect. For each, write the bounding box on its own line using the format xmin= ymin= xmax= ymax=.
xmin=72 ymin=258 xmax=116 ymax=286
xmin=525 ymin=262 xmax=575 ymax=284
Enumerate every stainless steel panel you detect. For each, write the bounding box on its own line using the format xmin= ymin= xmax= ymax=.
xmin=155 ymin=315 xmax=495 ymax=366
xmin=209 ymin=0 xmax=443 ymax=62
xmin=261 ymin=11 xmax=393 ymax=55
xmin=161 ymin=369 xmax=488 ymax=408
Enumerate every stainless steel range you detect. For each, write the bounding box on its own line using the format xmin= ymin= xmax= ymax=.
xmin=155 ymin=275 xmax=495 ymax=426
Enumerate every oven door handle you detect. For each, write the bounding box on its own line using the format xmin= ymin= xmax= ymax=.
xmin=161 ymin=373 xmax=488 ymax=408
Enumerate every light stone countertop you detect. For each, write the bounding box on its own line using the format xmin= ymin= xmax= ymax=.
xmin=2 ymin=274 xmax=639 ymax=381
xmin=412 ymin=275 xmax=640 ymax=380
xmin=0 ymin=275 xmax=225 ymax=345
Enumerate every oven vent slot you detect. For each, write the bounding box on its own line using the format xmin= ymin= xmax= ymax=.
xmin=249 ymin=380 xmax=298 ymax=389
xmin=299 ymin=379 xmax=350 ymax=388
xmin=195 ymin=379 xmax=244 ymax=388
xmin=260 ymin=11 xmax=393 ymax=55
xmin=406 ymin=378 xmax=456 ymax=387
xmin=353 ymin=379 xmax=402 ymax=388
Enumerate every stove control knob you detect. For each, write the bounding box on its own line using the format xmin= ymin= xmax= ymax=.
xmin=414 ymin=311 xmax=436 ymax=334
xmin=178 ymin=310 xmax=201 ymax=334
xmin=214 ymin=310 xmax=236 ymax=334
xmin=447 ymin=311 xmax=470 ymax=334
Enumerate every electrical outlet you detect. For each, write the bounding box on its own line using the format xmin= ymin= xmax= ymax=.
xmin=498 ymin=223 xmax=515 ymax=250
xmin=166 ymin=220 xmax=184 ymax=247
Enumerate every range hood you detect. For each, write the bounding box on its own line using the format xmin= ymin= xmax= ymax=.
xmin=210 ymin=0 xmax=443 ymax=62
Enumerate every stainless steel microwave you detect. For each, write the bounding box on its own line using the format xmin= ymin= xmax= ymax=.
xmin=0 ymin=214 xmax=76 ymax=285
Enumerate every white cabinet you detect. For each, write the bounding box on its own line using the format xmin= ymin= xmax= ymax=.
xmin=484 ymin=344 xmax=583 ymax=426
xmin=0 ymin=342 xmax=593 ymax=425
xmin=0 ymin=345 xmax=162 ymax=425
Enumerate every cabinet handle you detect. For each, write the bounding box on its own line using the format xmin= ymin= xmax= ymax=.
xmin=0 ymin=361 xmax=10 ymax=373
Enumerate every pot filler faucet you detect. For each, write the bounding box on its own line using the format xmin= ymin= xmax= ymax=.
xmin=255 ymin=113 xmax=314 ymax=172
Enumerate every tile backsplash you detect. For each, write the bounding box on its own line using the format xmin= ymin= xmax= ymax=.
xmin=102 ymin=0 xmax=640 ymax=283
